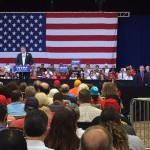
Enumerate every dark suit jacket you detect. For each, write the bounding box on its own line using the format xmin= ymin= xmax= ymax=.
xmin=16 ymin=52 xmax=34 ymax=66
xmin=133 ymin=73 xmax=148 ymax=85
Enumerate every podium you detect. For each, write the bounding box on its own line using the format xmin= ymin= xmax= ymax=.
xmin=13 ymin=66 xmax=31 ymax=81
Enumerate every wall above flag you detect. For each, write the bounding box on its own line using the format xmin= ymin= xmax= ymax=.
xmin=0 ymin=12 xmax=118 ymax=68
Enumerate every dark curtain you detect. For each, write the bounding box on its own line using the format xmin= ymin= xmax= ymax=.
xmin=117 ymin=15 xmax=150 ymax=70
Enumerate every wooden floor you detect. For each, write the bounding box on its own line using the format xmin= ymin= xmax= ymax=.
xmin=133 ymin=121 xmax=150 ymax=148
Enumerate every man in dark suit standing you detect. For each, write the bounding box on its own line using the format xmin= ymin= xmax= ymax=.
xmin=16 ymin=46 xmax=34 ymax=80
xmin=133 ymin=65 xmax=148 ymax=85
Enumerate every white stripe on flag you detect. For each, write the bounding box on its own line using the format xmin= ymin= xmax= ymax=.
xmin=0 ymin=52 xmax=116 ymax=59
xmin=46 ymin=41 xmax=117 ymax=47
xmin=46 ymin=18 xmax=118 ymax=24
xmin=46 ymin=29 xmax=117 ymax=36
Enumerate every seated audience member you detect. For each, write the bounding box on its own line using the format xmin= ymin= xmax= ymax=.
xmin=0 ymin=94 xmax=7 ymax=105
xmin=0 ymin=129 xmax=27 ymax=150
xmin=78 ymin=89 xmax=102 ymax=122
xmin=35 ymin=92 xmax=49 ymax=108
xmin=0 ymin=67 xmax=5 ymax=78
xmin=117 ymin=68 xmax=127 ymax=80
xmin=51 ymin=71 xmax=58 ymax=79
xmin=124 ymin=70 xmax=133 ymax=80
xmin=100 ymin=121 xmax=129 ymax=150
xmin=7 ymin=81 xmax=19 ymax=93
xmin=90 ymin=86 xmax=104 ymax=107
xmin=101 ymin=82 xmax=118 ymax=98
xmin=39 ymin=82 xmax=53 ymax=105
xmin=7 ymin=90 xmax=26 ymax=117
xmin=0 ymin=104 xmax=7 ymax=131
xmin=66 ymin=103 xmax=85 ymax=139
xmin=11 ymin=97 xmax=39 ymax=129
xmin=60 ymin=84 xmax=77 ymax=104
xmin=45 ymin=109 xmax=80 ymax=150
xmin=24 ymin=109 xmax=53 ymax=150
xmin=69 ymin=79 xmax=81 ymax=97
xmin=80 ymin=125 xmax=113 ymax=150
xmin=33 ymin=80 xmax=42 ymax=92
xmin=100 ymin=107 xmax=145 ymax=150
xmin=53 ymin=80 xmax=61 ymax=90
xmin=19 ymin=82 xmax=27 ymax=100
xmin=39 ymin=106 xmax=52 ymax=128
xmin=49 ymin=93 xmax=64 ymax=113
xmin=25 ymin=86 xmax=36 ymax=98
xmin=48 ymin=88 xmax=59 ymax=102
xmin=78 ymin=83 xmax=89 ymax=94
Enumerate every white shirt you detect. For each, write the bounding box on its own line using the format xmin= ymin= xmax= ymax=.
xmin=78 ymin=103 xmax=102 ymax=122
xmin=86 ymin=75 xmax=97 ymax=80
xmin=45 ymin=71 xmax=53 ymax=78
xmin=128 ymin=135 xmax=145 ymax=150
xmin=22 ymin=52 xmax=26 ymax=66
xmin=124 ymin=75 xmax=133 ymax=80
xmin=27 ymin=140 xmax=53 ymax=150
xmin=117 ymin=72 xmax=127 ymax=80
xmin=76 ymin=128 xmax=85 ymax=139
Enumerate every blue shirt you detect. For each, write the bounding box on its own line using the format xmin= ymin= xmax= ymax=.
xmin=0 ymin=125 xmax=6 ymax=132
xmin=7 ymin=102 xmax=26 ymax=116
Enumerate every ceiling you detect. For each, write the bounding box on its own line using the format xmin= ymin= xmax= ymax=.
xmin=0 ymin=0 xmax=149 ymax=15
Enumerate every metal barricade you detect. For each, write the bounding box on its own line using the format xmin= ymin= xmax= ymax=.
xmin=130 ymin=98 xmax=150 ymax=149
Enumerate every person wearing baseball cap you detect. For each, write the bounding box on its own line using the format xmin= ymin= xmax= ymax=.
xmin=11 ymin=97 xmax=39 ymax=129
xmin=69 ymin=79 xmax=81 ymax=97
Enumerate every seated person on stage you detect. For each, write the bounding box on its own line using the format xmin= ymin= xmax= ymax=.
xmin=124 ymin=69 xmax=133 ymax=80
xmin=45 ymin=67 xmax=53 ymax=79
xmin=16 ymin=45 xmax=34 ymax=80
xmin=7 ymin=90 xmax=26 ymax=117
xmin=117 ymin=68 xmax=127 ymax=80
xmin=86 ymin=70 xmax=98 ymax=80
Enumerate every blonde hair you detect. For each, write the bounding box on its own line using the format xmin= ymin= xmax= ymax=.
xmin=101 ymin=82 xmax=117 ymax=97
xmin=78 ymin=83 xmax=89 ymax=94
xmin=101 ymin=121 xmax=129 ymax=150
xmin=39 ymin=106 xmax=52 ymax=121
xmin=35 ymin=92 xmax=49 ymax=107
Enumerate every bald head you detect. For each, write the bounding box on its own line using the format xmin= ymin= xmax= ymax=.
xmin=60 ymin=84 xmax=69 ymax=94
xmin=39 ymin=82 xmax=50 ymax=95
xmin=80 ymin=126 xmax=113 ymax=150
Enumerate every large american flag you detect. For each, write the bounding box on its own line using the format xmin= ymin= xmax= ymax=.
xmin=0 ymin=12 xmax=118 ymax=67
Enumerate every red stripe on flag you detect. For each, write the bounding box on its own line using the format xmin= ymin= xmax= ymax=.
xmin=46 ymin=35 xmax=117 ymax=41
xmin=0 ymin=58 xmax=116 ymax=64
xmin=46 ymin=13 xmax=118 ymax=18
xmin=46 ymin=24 xmax=117 ymax=29
xmin=46 ymin=47 xmax=116 ymax=53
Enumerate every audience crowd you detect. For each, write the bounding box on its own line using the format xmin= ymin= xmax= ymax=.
xmin=1 ymin=63 xmax=150 ymax=83
xmin=0 ymin=78 xmax=146 ymax=150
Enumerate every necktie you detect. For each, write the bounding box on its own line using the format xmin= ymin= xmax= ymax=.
xmin=141 ymin=73 xmax=144 ymax=82
xmin=122 ymin=73 xmax=123 ymax=79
